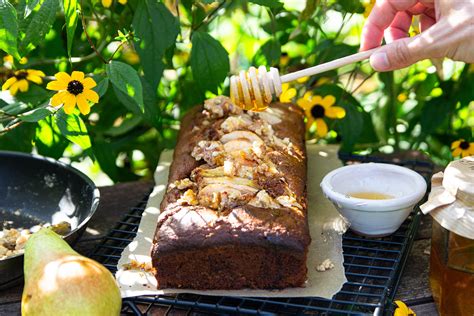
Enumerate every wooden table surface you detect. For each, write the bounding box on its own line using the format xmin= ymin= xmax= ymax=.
xmin=0 ymin=179 xmax=439 ymax=315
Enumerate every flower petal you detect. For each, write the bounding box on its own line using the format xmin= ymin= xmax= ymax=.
xmin=118 ymin=0 xmax=127 ymax=4
xmin=54 ymin=72 xmax=72 ymax=83
xmin=26 ymin=74 xmax=43 ymax=85
xmin=296 ymin=76 xmax=309 ymax=83
xmin=63 ymin=94 xmax=77 ymax=114
xmin=469 ymin=143 xmax=474 ymax=156
xmin=320 ymin=95 xmax=336 ymax=109
xmin=315 ymin=118 xmax=328 ymax=138
xmin=297 ymin=98 xmax=313 ymax=111
xmin=461 ymin=150 xmax=469 ymax=158
xmin=280 ymin=88 xmax=296 ymax=103
xmin=9 ymin=81 xmax=20 ymax=96
xmin=451 ymin=140 xmax=461 ymax=149
xmin=303 ymin=91 xmax=313 ymax=100
xmin=102 ymin=0 xmax=112 ymax=7
xmin=18 ymin=79 xmax=29 ymax=92
xmin=2 ymin=77 xmax=17 ymax=91
xmin=81 ymin=77 xmax=97 ymax=89
xmin=325 ymin=106 xmax=346 ymax=119
xmin=82 ymin=89 xmax=99 ymax=103
xmin=27 ymin=69 xmax=45 ymax=77
xmin=71 ymin=71 xmax=85 ymax=81
xmin=47 ymin=80 xmax=68 ymax=91
xmin=76 ymin=94 xmax=91 ymax=115
xmin=452 ymin=147 xmax=462 ymax=157
xmin=306 ymin=117 xmax=315 ymax=131
xmin=50 ymin=91 xmax=68 ymax=107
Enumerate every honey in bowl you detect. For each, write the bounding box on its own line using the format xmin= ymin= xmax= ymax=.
xmin=348 ymin=191 xmax=393 ymax=200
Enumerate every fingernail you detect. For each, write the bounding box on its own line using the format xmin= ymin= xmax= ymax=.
xmin=371 ymin=52 xmax=390 ymax=71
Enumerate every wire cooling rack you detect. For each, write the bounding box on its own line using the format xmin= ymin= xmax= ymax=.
xmin=90 ymin=153 xmax=434 ymax=315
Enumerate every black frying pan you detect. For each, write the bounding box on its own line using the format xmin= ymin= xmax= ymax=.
xmin=0 ymin=151 xmax=100 ymax=289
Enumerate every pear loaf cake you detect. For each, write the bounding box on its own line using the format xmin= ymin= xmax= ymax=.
xmin=151 ymin=96 xmax=310 ymax=289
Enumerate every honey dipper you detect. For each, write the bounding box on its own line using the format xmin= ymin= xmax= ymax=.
xmin=230 ymin=47 xmax=378 ymax=111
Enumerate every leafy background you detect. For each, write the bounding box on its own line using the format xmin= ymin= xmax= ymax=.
xmin=0 ymin=0 xmax=473 ymax=185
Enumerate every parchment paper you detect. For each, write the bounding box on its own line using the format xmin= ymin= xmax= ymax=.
xmin=116 ymin=144 xmax=348 ymax=298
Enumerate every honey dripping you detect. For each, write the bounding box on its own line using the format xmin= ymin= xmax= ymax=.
xmin=230 ymin=66 xmax=281 ymax=112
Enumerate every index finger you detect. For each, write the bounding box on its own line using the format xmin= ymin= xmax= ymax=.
xmin=360 ymin=0 xmax=419 ymax=51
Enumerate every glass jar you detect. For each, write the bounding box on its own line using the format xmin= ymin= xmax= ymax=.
xmin=430 ymin=220 xmax=474 ymax=315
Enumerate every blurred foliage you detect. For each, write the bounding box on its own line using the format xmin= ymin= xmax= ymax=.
xmin=0 ymin=0 xmax=473 ymax=183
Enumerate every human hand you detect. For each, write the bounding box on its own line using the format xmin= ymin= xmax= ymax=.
xmin=360 ymin=0 xmax=474 ymax=71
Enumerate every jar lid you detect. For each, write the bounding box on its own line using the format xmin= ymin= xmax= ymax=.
xmin=420 ymin=156 xmax=474 ymax=240
xmin=443 ymin=156 xmax=474 ymax=204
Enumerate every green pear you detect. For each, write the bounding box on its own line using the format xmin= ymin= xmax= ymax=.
xmin=22 ymin=228 xmax=121 ymax=316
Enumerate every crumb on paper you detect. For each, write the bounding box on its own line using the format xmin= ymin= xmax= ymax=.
xmin=316 ymin=259 xmax=335 ymax=272
xmin=122 ymin=259 xmax=155 ymax=273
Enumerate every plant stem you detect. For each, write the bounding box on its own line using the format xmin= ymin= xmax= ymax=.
xmin=27 ymin=42 xmax=107 ymax=67
xmin=80 ymin=0 xmax=108 ymax=64
xmin=192 ymin=0 xmax=227 ymax=33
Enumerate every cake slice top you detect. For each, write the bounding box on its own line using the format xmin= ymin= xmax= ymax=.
xmin=154 ymin=97 xmax=310 ymax=253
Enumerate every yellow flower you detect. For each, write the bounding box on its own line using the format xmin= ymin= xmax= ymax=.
xmin=363 ymin=0 xmax=376 ymax=18
xmin=397 ymin=93 xmax=408 ymax=102
xmin=122 ymin=50 xmax=140 ymax=65
xmin=102 ymin=0 xmax=127 ymax=7
xmin=297 ymin=93 xmax=346 ymax=138
xmin=47 ymin=71 xmax=99 ymax=115
xmin=315 ymin=77 xmax=331 ymax=86
xmin=3 ymin=55 xmax=28 ymax=65
xmin=451 ymin=139 xmax=474 ymax=158
xmin=2 ymin=69 xmax=45 ymax=96
xmin=279 ymin=53 xmax=289 ymax=67
xmin=394 ymin=300 xmax=416 ymax=316
xmin=296 ymin=76 xmax=309 ymax=84
xmin=279 ymin=83 xmax=297 ymax=103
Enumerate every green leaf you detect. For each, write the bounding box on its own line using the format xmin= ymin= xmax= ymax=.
xmin=0 ymin=0 xmax=20 ymax=59
xmin=104 ymin=115 xmax=142 ymax=137
xmin=1 ymin=102 xmax=29 ymax=115
xmin=35 ymin=117 xmax=69 ymax=159
xmin=19 ymin=107 xmax=52 ymax=122
xmin=24 ymin=0 xmax=40 ymax=17
xmin=333 ymin=0 xmax=364 ymax=14
xmin=111 ymin=85 xmax=142 ymax=115
xmin=420 ymin=97 xmax=452 ymax=136
xmin=0 ymin=122 xmax=35 ymax=152
xmin=141 ymin=77 xmax=162 ymax=130
xmin=253 ymin=38 xmax=281 ymax=66
xmin=20 ymin=0 xmax=59 ymax=54
xmin=94 ymin=77 xmax=109 ymax=97
xmin=55 ymin=109 xmax=91 ymax=150
xmin=132 ymin=0 xmax=179 ymax=89
xmin=64 ymin=0 xmax=78 ymax=57
xmin=15 ymin=85 xmax=51 ymax=106
xmin=106 ymin=61 xmax=144 ymax=113
xmin=337 ymin=102 xmax=364 ymax=152
xmin=190 ymin=31 xmax=229 ymax=93
xmin=301 ymin=0 xmax=318 ymax=20
xmin=249 ymin=0 xmax=283 ymax=8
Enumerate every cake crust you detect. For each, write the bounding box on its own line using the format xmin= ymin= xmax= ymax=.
xmin=151 ymin=97 xmax=310 ymax=289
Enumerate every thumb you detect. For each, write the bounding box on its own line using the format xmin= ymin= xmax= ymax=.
xmin=370 ymin=35 xmax=430 ymax=71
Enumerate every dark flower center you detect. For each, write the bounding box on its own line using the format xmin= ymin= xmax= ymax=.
xmin=459 ymin=141 xmax=470 ymax=150
xmin=310 ymin=105 xmax=325 ymax=118
xmin=15 ymin=71 xmax=28 ymax=80
xmin=67 ymin=80 xmax=84 ymax=95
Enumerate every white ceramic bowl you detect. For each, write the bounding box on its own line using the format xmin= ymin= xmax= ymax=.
xmin=320 ymin=163 xmax=427 ymax=237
